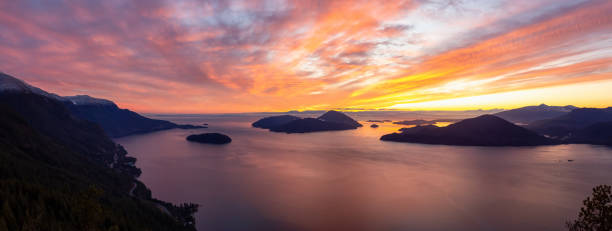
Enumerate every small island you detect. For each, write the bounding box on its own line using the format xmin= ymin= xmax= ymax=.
xmin=270 ymin=117 xmax=357 ymax=133
xmin=252 ymin=110 xmax=362 ymax=133
xmin=370 ymin=124 xmax=379 ymax=128
xmin=186 ymin=133 xmax=232 ymax=144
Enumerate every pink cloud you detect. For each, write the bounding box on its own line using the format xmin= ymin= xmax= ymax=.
xmin=0 ymin=0 xmax=610 ymax=112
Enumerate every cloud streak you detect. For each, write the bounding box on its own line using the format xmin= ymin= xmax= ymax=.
xmin=0 ymin=0 xmax=610 ymax=112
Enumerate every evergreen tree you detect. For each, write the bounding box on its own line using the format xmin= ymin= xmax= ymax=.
xmin=567 ymin=185 xmax=612 ymax=231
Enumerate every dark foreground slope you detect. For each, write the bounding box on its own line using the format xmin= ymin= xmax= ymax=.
xmin=0 ymin=72 xmax=197 ymax=230
xmin=0 ymin=92 xmax=132 ymax=173
xmin=381 ymin=115 xmax=555 ymax=146
xmin=0 ymin=104 xmax=196 ymax=231
xmin=63 ymin=95 xmax=203 ymax=138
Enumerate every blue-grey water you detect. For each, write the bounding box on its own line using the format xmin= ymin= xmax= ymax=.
xmin=116 ymin=113 xmax=612 ymax=231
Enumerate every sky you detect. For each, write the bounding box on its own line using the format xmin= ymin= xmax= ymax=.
xmin=0 ymin=0 xmax=611 ymax=113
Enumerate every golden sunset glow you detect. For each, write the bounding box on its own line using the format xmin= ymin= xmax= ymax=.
xmin=1 ymin=0 xmax=611 ymax=113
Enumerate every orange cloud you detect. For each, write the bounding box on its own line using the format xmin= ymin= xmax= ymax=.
xmin=348 ymin=0 xmax=612 ymax=109
xmin=0 ymin=0 xmax=610 ymax=113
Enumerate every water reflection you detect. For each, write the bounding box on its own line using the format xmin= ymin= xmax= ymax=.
xmin=116 ymin=114 xmax=612 ymax=231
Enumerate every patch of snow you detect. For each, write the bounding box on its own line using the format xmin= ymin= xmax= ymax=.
xmin=1 ymin=72 xmax=116 ymax=106
xmin=63 ymin=95 xmax=115 ymax=106
xmin=0 ymin=72 xmax=62 ymax=100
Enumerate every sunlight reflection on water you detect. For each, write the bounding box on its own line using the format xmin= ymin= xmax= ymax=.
xmin=116 ymin=114 xmax=612 ymax=231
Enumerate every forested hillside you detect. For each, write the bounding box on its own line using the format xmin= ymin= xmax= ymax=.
xmin=0 ymin=103 xmax=196 ymax=230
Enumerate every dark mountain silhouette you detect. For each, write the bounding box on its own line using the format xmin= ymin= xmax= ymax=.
xmin=381 ymin=115 xmax=556 ymax=146
xmin=527 ymin=108 xmax=612 ymax=139
xmin=568 ymin=122 xmax=612 ymax=145
xmin=494 ymin=104 xmax=577 ymax=124
xmin=186 ymin=133 xmax=232 ymax=144
xmin=1 ymin=72 xmax=202 ymax=138
xmin=253 ymin=111 xmax=362 ymax=133
xmin=393 ymin=119 xmax=432 ymax=126
xmin=367 ymin=120 xmax=392 ymax=123
xmin=63 ymin=95 xmax=203 ymax=138
xmin=0 ymin=73 xmax=197 ymax=230
xmin=0 ymin=72 xmax=63 ymax=99
xmin=393 ymin=119 xmax=461 ymax=126
xmin=0 ymin=104 xmax=197 ymax=230
xmin=317 ymin=110 xmax=362 ymax=127
xmin=252 ymin=115 xmax=301 ymax=129
xmin=270 ymin=118 xmax=358 ymax=133
xmin=0 ymin=92 xmax=134 ymax=174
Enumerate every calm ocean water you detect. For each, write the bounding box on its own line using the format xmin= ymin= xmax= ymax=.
xmin=116 ymin=113 xmax=612 ymax=231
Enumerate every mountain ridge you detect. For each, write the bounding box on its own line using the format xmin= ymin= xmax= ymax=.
xmin=381 ymin=115 xmax=556 ymax=146
xmin=317 ymin=110 xmax=363 ymax=128
xmin=494 ymin=104 xmax=577 ymax=124
xmin=0 ymin=81 xmax=198 ymax=230
xmin=527 ymin=107 xmax=612 ymax=139
xmin=1 ymin=73 xmax=204 ymax=138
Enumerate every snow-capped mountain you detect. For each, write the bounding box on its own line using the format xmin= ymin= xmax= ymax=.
xmin=1 ymin=72 xmax=203 ymax=137
xmin=0 ymin=72 xmax=62 ymax=100
xmin=63 ymin=95 xmax=115 ymax=106
xmin=1 ymin=72 xmax=117 ymax=106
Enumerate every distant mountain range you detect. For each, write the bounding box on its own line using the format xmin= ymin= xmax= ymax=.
xmin=393 ymin=119 xmax=460 ymax=126
xmin=0 ymin=72 xmax=197 ymax=230
xmin=253 ymin=110 xmax=362 ymax=133
xmin=568 ymin=121 xmax=612 ymax=145
xmin=63 ymin=95 xmax=203 ymax=137
xmin=491 ymin=104 xmax=612 ymax=144
xmin=527 ymin=107 xmax=612 ymax=140
xmin=494 ymin=104 xmax=577 ymax=124
xmin=381 ymin=115 xmax=556 ymax=146
xmin=383 ymin=105 xmax=612 ymax=146
xmin=0 ymin=73 xmax=203 ymax=138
